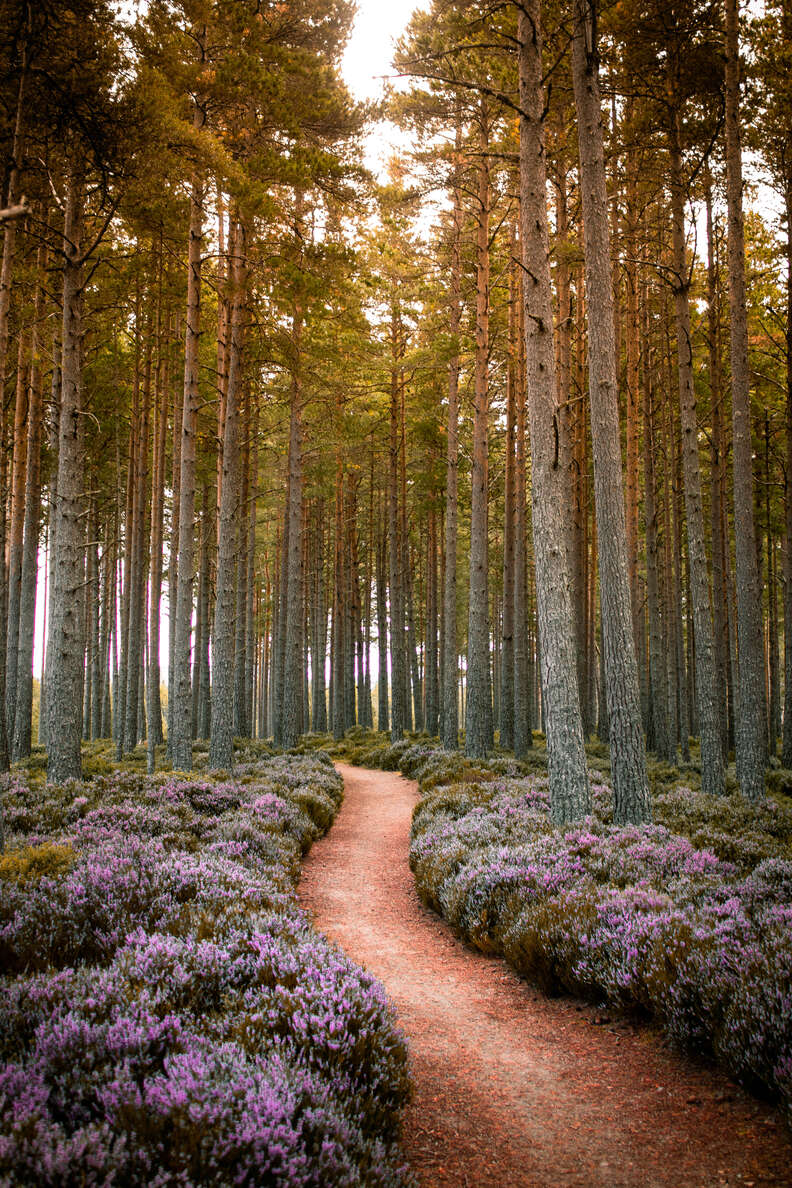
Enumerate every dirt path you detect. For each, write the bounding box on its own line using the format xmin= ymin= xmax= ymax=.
xmin=298 ymin=764 xmax=792 ymax=1187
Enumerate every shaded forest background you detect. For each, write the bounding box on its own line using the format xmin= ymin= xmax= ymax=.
xmin=1 ymin=0 xmax=791 ymax=826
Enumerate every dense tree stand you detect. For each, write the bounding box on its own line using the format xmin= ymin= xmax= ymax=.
xmin=299 ymin=765 xmax=791 ymax=1188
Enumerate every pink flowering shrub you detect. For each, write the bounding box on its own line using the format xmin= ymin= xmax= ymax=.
xmin=0 ymin=754 xmax=412 ymax=1185
xmin=324 ymin=739 xmax=791 ymax=1124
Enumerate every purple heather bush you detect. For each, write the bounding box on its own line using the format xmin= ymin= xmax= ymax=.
xmin=0 ymin=753 xmax=412 ymax=1186
xmin=403 ymin=759 xmax=792 ymax=1124
xmin=319 ymin=732 xmax=792 ymax=1125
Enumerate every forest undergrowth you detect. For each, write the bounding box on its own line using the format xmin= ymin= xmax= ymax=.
xmin=304 ymin=727 xmax=792 ymax=1127
xmin=0 ymin=745 xmax=413 ymax=1186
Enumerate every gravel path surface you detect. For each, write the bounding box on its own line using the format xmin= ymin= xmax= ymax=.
xmin=298 ymin=762 xmax=792 ymax=1187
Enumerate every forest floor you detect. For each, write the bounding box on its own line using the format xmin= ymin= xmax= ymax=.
xmin=298 ymin=763 xmax=792 ymax=1188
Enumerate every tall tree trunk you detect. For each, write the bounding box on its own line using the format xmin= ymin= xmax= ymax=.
xmin=500 ymin=243 xmax=517 ymax=750
xmin=466 ymin=105 xmax=494 ymax=759
xmin=99 ymin=521 xmax=114 ymax=738
xmin=233 ymin=402 xmax=250 ymax=737
xmin=624 ymin=156 xmax=642 ymax=665
xmin=84 ymin=499 xmax=97 ymax=740
xmin=245 ymin=414 xmax=258 ymax=735
xmin=210 ymin=218 xmax=246 ymax=769
xmin=724 ymin=0 xmax=767 ymax=800
xmin=171 ymin=162 xmax=204 ymax=771
xmin=124 ymin=319 xmax=151 ymax=753
xmin=148 ymin=302 xmax=168 ymax=753
xmin=668 ymin=112 xmax=724 ymax=796
xmin=571 ymin=0 xmax=650 ymax=823
xmin=443 ymin=114 xmax=462 ymax=751
xmin=766 ymin=414 xmax=780 ymax=753
xmin=47 ymin=177 xmax=86 ymax=785
xmin=196 ymin=484 xmax=212 ymax=740
xmin=705 ymin=172 xmax=731 ymax=761
xmin=643 ymin=368 xmax=672 ymax=763
xmin=406 ymin=547 xmax=423 ymax=731
xmin=167 ymin=319 xmax=183 ymax=755
xmin=376 ymin=506 xmax=389 ymax=734
xmin=388 ymin=320 xmax=406 ymax=742
xmin=12 ymin=235 xmax=46 ymax=761
xmin=514 ymin=242 xmax=533 ymax=756
xmin=519 ymin=2 xmax=590 ymax=822
xmin=782 ymin=178 xmax=792 ymax=766
xmin=282 ymin=297 xmax=305 ymax=748
xmin=426 ymin=506 xmax=439 ymax=736
xmin=6 ymin=331 xmax=29 ymax=742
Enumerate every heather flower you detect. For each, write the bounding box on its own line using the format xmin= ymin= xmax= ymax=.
xmin=0 ymin=753 xmax=413 ymax=1186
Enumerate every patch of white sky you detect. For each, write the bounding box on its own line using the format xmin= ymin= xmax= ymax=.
xmin=341 ymin=0 xmax=424 ymax=170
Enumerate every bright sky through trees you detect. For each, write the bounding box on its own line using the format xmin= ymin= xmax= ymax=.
xmin=342 ymin=0 xmax=420 ymax=173
xmin=342 ymin=0 xmax=419 ymax=99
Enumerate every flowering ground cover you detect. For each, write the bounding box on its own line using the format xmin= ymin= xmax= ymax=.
xmin=308 ymin=728 xmax=792 ymax=1127
xmin=0 ymin=750 xmax=413 ymax=1186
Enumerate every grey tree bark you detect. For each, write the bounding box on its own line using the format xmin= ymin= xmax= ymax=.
xmin=233 ymin=407 xmax=250 ymax=737
xmin=519 ymin=2 xmax=590 ymax=823
xmin=668 ymin=118 xmax=724 ymax=797
xmin=724 ymin=0 xmax=767 ymax=800
xmin=210 ymin=218 xmax=246 ymax=770
xmin=147 ymin=309 xmax=168 ymax=756
xmin=465 ymin=107 xmax=494 ymax=759
xmin=281 ymin=306 xmax=305 ymax=750
xmin=376 ymin=514 xmax=389 ymax=733
xmin=705 ymin=172 xmax=732 ymax=761
xmin=643 ymin=371 xmax=672 ymax=764
xmin=388 ymin=326 xmax=406 ymax=742
xmin=513 ymin=240 xmax=533 ymax=758
xmin=6 ymin=331 xmax=29 ymax=743
xmin=123 ymin=332 xmax=151 ymax=754
xmin=442 ymin=114 xmax=462 ymax=751
xmin=783 ymin=177 xmax=792 ymax=766
xmin=171 ymin=164 xmax=204 ymax=772
xmin=571 ymin=0 xmax=650 ymax=824
xmin=12 ymin=236 xmax=45 ymax=761
xmin=166 ymin=326 xmax=183 ymax=755
xmin=500 ymin=276 xmax=516 ymax=750
xmin=46 ymin=177 xmax=87 ymax=785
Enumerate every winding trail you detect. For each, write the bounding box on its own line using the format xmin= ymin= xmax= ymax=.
xmin=298 ymin=764 xmax=792 ymax=1187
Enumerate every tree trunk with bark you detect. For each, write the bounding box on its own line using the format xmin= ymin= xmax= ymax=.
xmin=519 ymin=3 xmax=590 ymax=822
xmin=210 ymin=218 xmax=246 ymax=770
xmin=571 ymin=0 xmax=650 ymax=823
xmin=513 ymin=243 xmax=533 ymax=757
xmin=466 ymin=106 xmax=494 ymax=759
xmin=724 ymin=0 xmax=767 ymax=800
xmin=443 ymin=115 xmax=462 ymax=751
xmin=12 ymin=236 xmax=46 ymax=760
xmin=171 ymin=164 xmax=204 ymax=772
xmin=668 ymin=115 xmax=724 ymax=796
xmin=282 ymin=301 xmax=305 ymax=748
xmin=47 ymin=178 xmax=87 ymax=785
